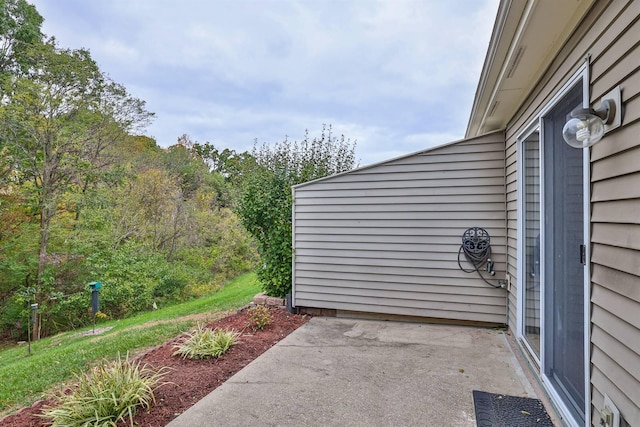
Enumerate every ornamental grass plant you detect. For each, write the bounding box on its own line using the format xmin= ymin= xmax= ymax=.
xmin=173 ymin=324 xmax=240 ymax=359
xmin=41 ymin=353 xmax=167 ymax=427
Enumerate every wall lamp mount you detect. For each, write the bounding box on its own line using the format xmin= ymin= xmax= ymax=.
xmin=562 ymin=86 xmax=622 ymax=148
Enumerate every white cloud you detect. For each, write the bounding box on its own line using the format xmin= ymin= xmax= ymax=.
xmin=102 ymin=39 xmax=139 ymax=63
xmin=31 ymin=0 xmax=499 ymax=165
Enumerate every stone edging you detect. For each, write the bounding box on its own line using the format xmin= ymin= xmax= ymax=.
xmin=252 ymin=293 xmax=285 ymax=307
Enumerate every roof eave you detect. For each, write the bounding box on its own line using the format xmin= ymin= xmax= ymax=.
xmin=465 ymin=0 xmax=595 ymax=139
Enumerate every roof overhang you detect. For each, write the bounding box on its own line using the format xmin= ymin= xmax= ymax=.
xmin=465 ymin=0 xmax=595 ymax=138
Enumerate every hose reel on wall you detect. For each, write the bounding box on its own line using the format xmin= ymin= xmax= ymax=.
xmin=457 ymin=227 xmax=504 ymax=289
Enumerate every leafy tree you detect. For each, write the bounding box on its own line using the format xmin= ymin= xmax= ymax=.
xmin=165 ymin=138 xmax=229 ymax=202
xmin=0 ymin=0 xmax=42 ymax=300
xmin=0 ymin=0 xmax=43 ymax=80
xmin=5 ymin=44 xmax=83 ymax=276
xmin=238 ymin=125 xmax=357 ymax=297
xmin=113 ymin=168 xmax=186 ymax=255
xmin=72 ymin=82 xmax=153 ymax=221
xmin=188 ymin=138 xmax=255 ymax=184
xmin=177 ymin=135 xmax=256 ymax=208
xmin=0 ymin=194 xmax=37 ymax=296
xmin=0 ymin=40 xmax=152 ymax=337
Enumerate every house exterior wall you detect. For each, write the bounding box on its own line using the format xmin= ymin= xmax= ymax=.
xmin=292 ymin=131 xmax=508 ymax=324
xmin=504 ymin=1 xmax=640 ymax=425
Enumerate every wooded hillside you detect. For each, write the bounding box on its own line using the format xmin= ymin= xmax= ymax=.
xmin=0 ymin=1 xmax=258 ymax=340
xmin=0 ymin=1 xmax=358 ymax=341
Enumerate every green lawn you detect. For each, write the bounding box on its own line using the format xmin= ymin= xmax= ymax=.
xmin=0 ymin=272 xmax=260 ymax=416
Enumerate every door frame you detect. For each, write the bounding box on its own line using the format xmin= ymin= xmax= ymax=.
xmin=516 ymin=62 xmax=591 ymax=427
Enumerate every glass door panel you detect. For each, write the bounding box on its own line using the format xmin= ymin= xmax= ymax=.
xmin=523 ymin=130 xmax=541 ymax=356
xmin=542 ymin=82 xmax=585 ymax=425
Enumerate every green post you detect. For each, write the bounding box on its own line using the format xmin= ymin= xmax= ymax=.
xmin=88 ymin=282 xmax=102 ymax=334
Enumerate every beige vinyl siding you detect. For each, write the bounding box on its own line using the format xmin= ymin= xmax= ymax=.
xmin=503 ymin=0 xmax=640 ymax=424
xmin=570 ymin=1 xmax=640 ymax=424
xmin=292 ymin=131 xmax=507 ymax=324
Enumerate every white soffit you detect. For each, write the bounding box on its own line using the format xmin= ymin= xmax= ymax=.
xmin=466 ymin=0 xmax=595 ymax=138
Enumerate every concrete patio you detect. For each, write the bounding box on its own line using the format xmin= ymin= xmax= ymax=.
xmin=167 ymin=316 xmax=557 ymax=426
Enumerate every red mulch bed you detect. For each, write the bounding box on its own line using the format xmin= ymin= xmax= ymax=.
xmin=0 ymin=306 xmax=309 ymax=427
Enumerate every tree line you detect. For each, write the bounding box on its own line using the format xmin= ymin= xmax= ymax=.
xmin=0 ymin=0 xmax=356 ymax=341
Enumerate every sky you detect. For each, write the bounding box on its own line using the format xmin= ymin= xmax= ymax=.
xmin=30 ymin=0 xmax=499 ymax=166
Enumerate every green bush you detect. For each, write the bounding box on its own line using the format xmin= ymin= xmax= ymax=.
xmin=100 ymin=280 xmax=153 ymax=318
xmin=173 ymin=324 xmax=240 ymax=359
xmin=46 ymin=292 xmax=92 ymax=332
xmin=173 ymin=207 xmax=259 ymax=285
xmin=0 ymin=293 xmax=29 ymax=339
xmin=152 ymin=275 xmax=188 ymax=300
xmin=247 ymin=305 xmax=273 ymax=331
xmin=84 ymin=242 xmax=165 ymax=317
xmin=240 ymin=171 xmax=293 ymax=298
xmin=237 ymin=126 xmax=356 ymax=298
xmin=41 ymin=354 xmax=167 ymax=427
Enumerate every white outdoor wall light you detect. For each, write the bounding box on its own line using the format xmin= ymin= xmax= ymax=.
xmin=562 ymin=86 xmax=622 ymax=148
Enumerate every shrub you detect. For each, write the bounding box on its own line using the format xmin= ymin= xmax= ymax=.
xmin=46 ymin=291 xmax=93 ymax=333
xmin=100 ymin=280 xmax=153 ymax=318
xmin=173 ymin=325 xmax=240 ymax=359
xmin=95 ymin=310 xmax=109 ymax=321
xmin=41 ymin=354 xmax=167 ymax=427
xmin=247 ymin=305 xmax=273 ymax=331
xmin=237 ymin=125 xmax=356 ymax=297
xmin=152 ymin=275 xmax=188 ymax=300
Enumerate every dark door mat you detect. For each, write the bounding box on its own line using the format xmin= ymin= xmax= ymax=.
xmin=472 ymin=390 xmax=554 ymax=427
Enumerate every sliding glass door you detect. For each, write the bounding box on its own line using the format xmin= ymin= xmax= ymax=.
xmin=520 ymin=78 xmax=587 ymax=426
